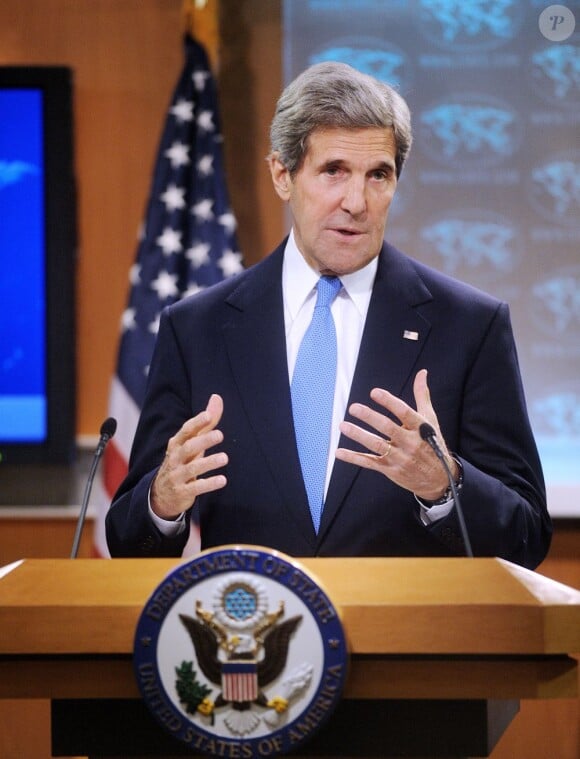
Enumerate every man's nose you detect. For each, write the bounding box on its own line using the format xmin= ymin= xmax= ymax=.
xmin=341 ymin=177 xmax=367 ymax=216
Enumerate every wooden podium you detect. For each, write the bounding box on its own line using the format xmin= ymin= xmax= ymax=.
xmin=0 ymin=556 xmax=579 ymax=758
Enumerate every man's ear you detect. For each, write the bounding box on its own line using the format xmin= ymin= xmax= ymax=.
xmin=268 ymin=153 xmax=292 ymax=201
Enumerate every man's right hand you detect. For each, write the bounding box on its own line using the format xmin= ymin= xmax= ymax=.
xmin=150 ymin=394 xmax=228 ymax=520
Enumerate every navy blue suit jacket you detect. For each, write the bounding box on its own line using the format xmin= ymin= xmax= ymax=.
xmin=106 ymin=241 xmax=551 ymax=568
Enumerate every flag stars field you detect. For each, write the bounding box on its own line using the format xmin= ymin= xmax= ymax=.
xmin=197 ymin=110 xmax=214 ymax=132
xmin=151 ymin=270 xmax=179 ymax=300
xmin=170 ymin=98 xmax=194 ymax=123
xmin=160 ymin=184 xmax=186 ymax=211
xmin=191 ymin=198 xmax=214 ymax=221
xmin=121 ymin=307 xmax=136 ymax=331
xmin=156 ymin=227 xmax=183 ymax=255
xmin=148 ymin=315 xmax=161 ymax=336
xmin=186 ymin=241 xmax=211 ymax=267
xmin=192 ymin=70 xmax=210 ymax=91
xmin=129 ymin=263 xmax=141 ymax=285
xmin=164 ymin=141 xmax=190 ymax=168
xmin=219 ymin=249 xmax=244 ymax=277
xmin=197 ymin=154 xmax=214 ymax=176
xmin=218 ymin=211 xmax=237 ymax=233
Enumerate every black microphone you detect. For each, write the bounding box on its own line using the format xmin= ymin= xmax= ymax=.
xmin=419 ymin=422 xmax=473 ymax=558
xmin=70 ymin=417 xmax=117 ymax=558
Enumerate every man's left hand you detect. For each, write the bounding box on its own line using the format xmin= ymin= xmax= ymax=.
xmin=335 ymin=369 xmax=458 ymax=501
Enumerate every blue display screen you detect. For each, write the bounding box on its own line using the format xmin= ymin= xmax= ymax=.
xmin=0 ymin=89 xmax=46 ymax=442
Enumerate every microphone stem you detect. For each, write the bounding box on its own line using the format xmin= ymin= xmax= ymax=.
xmin=70 ymin=440 xmax=106 ymax=559
xmin=433 ymin=447 xmax=474 ymax=559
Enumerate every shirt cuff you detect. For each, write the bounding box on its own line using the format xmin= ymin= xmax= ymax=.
xmin=416 ymin=496 xmax=455 ymax=526
xmin=147 ymin=486 xmax=187 ymax=536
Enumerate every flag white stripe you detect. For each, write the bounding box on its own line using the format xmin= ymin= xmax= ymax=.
xmin=108 ymin=376 xmax=140 ymax=463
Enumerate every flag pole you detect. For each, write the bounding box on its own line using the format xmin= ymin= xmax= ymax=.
xmin=182 ymin=0 xmax=219 ymax=71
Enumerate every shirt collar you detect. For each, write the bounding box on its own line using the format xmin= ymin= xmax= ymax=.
xmin=282 ymin=229 xmax=379 ymax=319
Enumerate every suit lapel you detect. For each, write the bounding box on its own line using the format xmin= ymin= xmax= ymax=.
xmin=222 ymin=246 xmax=317 ymax=547
xmin=319 ymin=243 xmax=434 ymax=541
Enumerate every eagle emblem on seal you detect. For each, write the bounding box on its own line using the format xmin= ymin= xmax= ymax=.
xmin=176 ymin=573 xmax=312 ymax=735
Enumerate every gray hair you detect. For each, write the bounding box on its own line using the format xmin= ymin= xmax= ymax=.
xmin=269 ymin=62 xmax=412 ymax=178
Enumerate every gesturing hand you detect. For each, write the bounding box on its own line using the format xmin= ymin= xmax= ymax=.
xmin=335 ymin=369 xmax=457 ymax=501
xmin=150 ymin=394 xmax=228 ymax=520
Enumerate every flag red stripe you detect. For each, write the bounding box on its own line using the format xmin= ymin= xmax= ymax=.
xmin=103 ymin=440 xmax=128 ymax=498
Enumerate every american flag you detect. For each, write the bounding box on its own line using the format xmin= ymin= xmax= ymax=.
xmin=93 ymin=35 xmax=242 ymax=557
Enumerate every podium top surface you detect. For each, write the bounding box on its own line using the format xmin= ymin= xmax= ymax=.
xmin=0 ymin=556 xmax=579 ymax=656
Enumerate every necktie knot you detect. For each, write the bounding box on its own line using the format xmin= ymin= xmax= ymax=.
xmin=315 ymin=276 xmax=342 ymax=308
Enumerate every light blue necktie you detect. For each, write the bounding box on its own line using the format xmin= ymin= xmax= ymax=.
xmin=291 ymin=276 xmax=342 ymax=533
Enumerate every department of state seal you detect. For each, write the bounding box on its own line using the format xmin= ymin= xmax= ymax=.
xmin=134 ymin=546 xmax=348 ymax=757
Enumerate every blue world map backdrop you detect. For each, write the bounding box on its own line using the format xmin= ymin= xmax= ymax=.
xmin=284 ymin=0 xmax=580 ymax=517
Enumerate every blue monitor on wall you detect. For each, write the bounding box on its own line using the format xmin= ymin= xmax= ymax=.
xmin=0 ymin=66 xmax=76 ymax=468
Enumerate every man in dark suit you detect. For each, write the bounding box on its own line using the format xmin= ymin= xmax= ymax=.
xmin=106 ymin=62 xmax=551 ymax=568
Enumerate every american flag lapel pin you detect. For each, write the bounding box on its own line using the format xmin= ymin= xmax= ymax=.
xmin=403 ymin=330 xmax=419 ymax=341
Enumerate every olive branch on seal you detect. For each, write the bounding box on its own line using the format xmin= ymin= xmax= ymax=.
xmin=175 ymin=660 xmax=213 ymax=722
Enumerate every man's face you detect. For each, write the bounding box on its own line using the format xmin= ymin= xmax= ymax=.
xmin=270 ymin=127 xmax=398 ymax=276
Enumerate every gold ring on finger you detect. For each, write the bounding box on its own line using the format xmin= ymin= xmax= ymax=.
xmin=379 ymin=440 xmax=392 ymax=459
